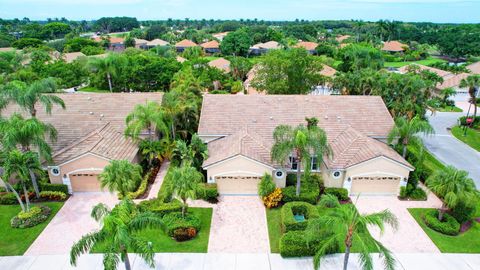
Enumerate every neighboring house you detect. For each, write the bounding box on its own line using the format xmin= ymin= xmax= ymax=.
xmin=62 ymin=52 xmax=86 ymax=63
xmin=198 ymin=95 xmax=412 ymax=195
xmin=467 ymin=61 xmax=480 ymax=75
xmin=134 ymin=38 xmax=148 ymax=49
xmin=381 ymin=41 xmax=408 ymax=53
xmin=398 ymin=64 xmax=469 ymax=93
xmin=212 ymin=32 xmax=229 ymax=41
xmin=175 ymin=39 xmax=197 ymax=52
xmin=242 ymin=65 xmax=265 ymax=95
xmin=208 ymin=57 xmax=230 ymax=73
xmin=3 ymin=93 xmax=163 ymax=193
xmin=201 ymin=40 xmax=221 ymax=54
xmin=176 ymin=56 xmax=187 ymax=63
xmin=249 ymin=41 xmax=282 ymax=55
xmin=294 ymin=41 xmax=318 ymax=54
xmin=93 ymin=36 xmax=125 ymax=51
xmin=311 ymin=65 xmax=338 ymax=95
xmin=0 ymin=47 xmax=16 ymax=52
xmin=335 ymin=35 xmax=351 ymax=43
xmin=145 ymin=39 xmax=170 ymax=49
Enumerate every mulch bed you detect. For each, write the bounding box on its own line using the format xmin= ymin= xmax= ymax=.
xmin=136 ymin=163 xmax=162 ymax=200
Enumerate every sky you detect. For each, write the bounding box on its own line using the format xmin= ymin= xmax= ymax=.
xmin=0 ymin=0 xmax=479 ymax=23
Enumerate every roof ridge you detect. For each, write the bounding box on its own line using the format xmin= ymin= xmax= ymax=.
xmin=330 ymin=126 xmax=365 ymax=163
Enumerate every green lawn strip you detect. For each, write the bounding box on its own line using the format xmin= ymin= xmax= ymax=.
xmin=78 ymin=86 xmax=110 ymax=93
xmin=0 ymin=202 xmax=65 ymax=256
xmin=435 ymin=106 xmax=463 ymax=113
xmin=451 ymin=126 xmax=480 ymax=152
xmin=408 ymin=208 xmax=480 ymax=253
xmin=93 ymin=207 xmax=213 ymax=253
xmin=266 ymin=208 xmax=282 ymax=253
xmin=384 ymin=57 xmax=446 ymax=68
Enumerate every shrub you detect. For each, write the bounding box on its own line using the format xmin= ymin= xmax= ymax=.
xmin=324 ymin=188 xmax=349 ymax=201
xmin=424 ymin=210 xmax=460 ymax=236
xmin=399 ymin=186 xmax=408 ymax=199
xmin=162 ymin=212 xmax=201 ymax=237
xmin=0 ymin=193 xmax=17 ymax=205
xmin=0 ymin=187 xmax=6 ymax=192
xmin=459 ymin=116 xmax=480 ymax=128
xmin=409 ymin=187 xmax=427 ymax=200
xmin=199 ymin=183 xmax=218 ymax=203
xmin=451 ymin=200 xmax=476 ymax=224
xmin=286 ymin=174 xmax=296 ymax=186
xmin=281 ymin=201 xmax=319 ymax=232
xmin=40 ymin=183 xmax=69 ymax=194
xmin=318 ymin=194 xmax=340 ymax=208
xmin=138 ymin=199 xmax=183 ymax=216
xmin=39 ymin=191 xmax=67 ymax=201
xmin=262 ymin=188 xmax=283 ymax=208
xmin=119 ymin=170 xmax=150 ymax=200
xmin=258 ymin=174 xmax=276 ymax=197
xmin=173 ymin=227 xmax=197 ymax=242
xmin=11 ymin=205 xmax=51 ymax=228
xmin=279 ymin=231 xmax=338 ymax=257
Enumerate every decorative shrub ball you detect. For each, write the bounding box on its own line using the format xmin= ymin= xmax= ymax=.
xmin=173 ymin=227 xmax=197 ymax=241
xmin=162 ymin=212 xmax=201 ymax=238
xmin=11 ymin=205 xmax=51 ymax=228
xmin=424 ymin=209 xmax=460 ymax=236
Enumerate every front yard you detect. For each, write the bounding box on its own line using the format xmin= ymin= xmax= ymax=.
xmin=451 ymin=126 xmax=480 ymax=152
xmin=266 ymin=208 xmax=282 ymax=253
xmin=0 ymin=202 xmax=65 ymax=256
xmin=384 ymin=57 xmax=446 ymax=68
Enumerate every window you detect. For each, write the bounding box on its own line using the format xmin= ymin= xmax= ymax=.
xmin=332 ymin=171 xmax=341 ymax=178
xmin=289 ymin=156 xmax=319 ymax=171
xmin=289 ymin=156 xmax=298 ymax=170
xmin=311 ymin=156 xmax=318 ymax=171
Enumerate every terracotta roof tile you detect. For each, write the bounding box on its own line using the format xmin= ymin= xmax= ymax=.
xmin=62 ymin=52 xmax=86 ymax=63
xmin=251 ymin=41 xmax=281 ymax=50
xmin=467 ymin=62 xmax=480 ymax=74
xmin=382 ymin=41 xmax=408 ymax=52
xmin=398 ymin=64 xmax=451 ymax=78
xmin=320 ymin=65 xmax=337 ymax=77
xmin=175 ymin=39 xmax=197 ymax=48
xmin=294 ymin=41 xmax=318 ymax=51
xmin=201 ymin=40 xmax=220 ymax=49
xmin=146 ymin=39 xmax=169 ymax=46
xmin=336 ymin=35 xmax=351 ymax=43
xmin=438 ymin=73 xmax=470 ymax=89
xmin=208 ymin=58 xmax=230 ymax=73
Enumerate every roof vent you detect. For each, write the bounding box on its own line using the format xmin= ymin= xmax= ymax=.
xmin=100 ymin=114 xmax=104 ymax=118
xmin=252 ymin=119 xmax=257 ymax=123
xmin=269 ymin=116 xmax=273 ymax=120
xmin=87 ymin=97 xmax=91 ymax=100
xmin=324 ymin=115 xmax=328 ymax=119
xmin=337 ymin=116 xmax=341 ymax=120
xmin=89 ymin=112 xmax=94 ymax=115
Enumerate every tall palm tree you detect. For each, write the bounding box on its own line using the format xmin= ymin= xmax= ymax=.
xmin=0 ymin=113 xmax=57 ymax=197
xmin=70 ymin=199 xmax=164 ymax=270
xmin=306 ymin=203 xmax=398 ymax=270
xmin=271 ymin=122 xmax=330 ymax=196
xmin=3 ymin=78 xmax=64 ymax=117
xmin=440 ymin=87 xmax=456 ymax=106
xmin=460 ymin=75 xmax=480 ymax=119
xmin=426 ymin=166 xmax=478 ymax=221
xmin=1 ymin=150 xmax=42 ymax=212
xmin=162 ymin=89 xmax=200 ymax=140
xmin=163 ymin=165 xmax=203 ymax=217
xmin=88 ymin=55 xmax=122 ymax=92
xmin=125 ymin=101 xmax=169 ymax=141
xmin=387 ymin=116 xmax=434 ymax=158
xmin=99 ymin=160 xmax=143 ymax=198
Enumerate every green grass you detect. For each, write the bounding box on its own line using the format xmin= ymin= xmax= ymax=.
xmin=266 ymin=208 xmax=282 ymax=253
xmin=202 ymin=56 xmax=220 ymax=61
xmin=435 ymin=106 xmax=463 ymax=112
xmin=0 ymin=202 xmax=65 ymax=256
xmin=384 ymin=57 xmax=446 ymax=68
xmin=78 ymin=86 xmax=110 ymax=93
xmin=408 ymin=208 xmax=480 ymax=253
xmin=451 ymin=126 xmax=480 ymax=152
xmin=93 ymin=207 xmax=212 ymax=253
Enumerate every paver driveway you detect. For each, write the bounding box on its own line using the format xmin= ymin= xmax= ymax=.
xmin=25 ymin=192 xmax=118 ymax=255
xmin=355 ymin=190 xmax=442 ymax=253
xmin=206 ymin=196 xmax=269 ymax=253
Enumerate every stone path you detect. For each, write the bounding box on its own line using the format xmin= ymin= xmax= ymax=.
xmin=144 ymin=161 xmax=169 ymax=200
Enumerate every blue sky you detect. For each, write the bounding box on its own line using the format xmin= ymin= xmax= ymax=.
xmin=0 ymin=0 xmax=479 ymax=23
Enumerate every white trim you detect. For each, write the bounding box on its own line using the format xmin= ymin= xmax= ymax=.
xmin=203 ymin=154 xmax=275 ymax=170
xmin=57 ymin=152 xmax=111 ymax=167
xmin=213 ymin=171 xmax=264 ymax=177
xmin=350 ymin=171 xmax=404 ymax=178
xmin=67 ymin=167 xmax=104 ymax=176
xmin=346 ymin=156 xmax=414 ymax=171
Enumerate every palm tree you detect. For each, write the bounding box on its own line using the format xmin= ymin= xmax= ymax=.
xmin=162 ymin=89 xmax=200 ymax=140
xmin=3 ymin=78 xmax=65 ymax=117
xmin=306 ymin=203 xmax=398 ymax=270
xmin=387 ymin=116 xmax=434 ymax=158
xmin=70 ymin=199 xmax=163 ymax=270
xmin=440 ymin=87 xmax=456 ymax=106
xmin=459 ymin=75 xmax=480 ymax=119
xmin=125 ymin=101 xmax=169 ymax=141
xmin=163 ymin=165 xmax=203 ymax=217
xmin=426 ymin=166 xmax=479 ymax=221
xmin=88 ymin=55 xmax=122 ymax=92
xmin=271 ymin=121 xmax=330 ymax=196
xmin=99 ymin=160 xmax=143 ymax=198
xmin=1 ymin=150 xmax=42 ymax=212
xmin=172 ymin=134 xmax=208 ymax=169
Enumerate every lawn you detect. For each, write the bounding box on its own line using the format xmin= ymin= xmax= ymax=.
xmin=93 ymin=207 xmax=213 ymax=253
xmin=266 ymin=208 xmax=282 ymax=253
xmin=78 ymin=86 xmax=110 ymax=93
xmin=0 ymin=202 xmax=65 ymax=256
xmin=384 ymin=57 xmax=446 ymax=68
xmin=451 ymin=126 xmax=480 ymax=152
xmin=435 ymin=106 xmax=463 ymax=113
xmin=408 ymin=208 xmax=480 ymax=253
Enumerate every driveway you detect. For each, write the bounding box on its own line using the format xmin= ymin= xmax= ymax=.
xmin=205 ymin=196 xmax=269 ymax=253
xmin=355 ymin=191 xmax=442 ymax=253
xmin=25 ymin=192 xmax=118 ymax=255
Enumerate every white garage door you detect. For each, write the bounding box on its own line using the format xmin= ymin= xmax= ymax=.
xmin=70 ymin=173 xmax=103 ymax=192
xmin=351 ymin=176 xmax=401 ymax=195
xmin=215 ymin=176 xmax=262 ymax=195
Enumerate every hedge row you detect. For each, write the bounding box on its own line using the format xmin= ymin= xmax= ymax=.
xmin=424 ymin=209 xmax=460 ymax=236
xmin=281 ymin=201 xmax=319 ymax=232
xmin=138 ymin=199 xmax=183 ymax=217
xmin=40 ymin=183 xmax=69 ymax=194
xmin=279 ymin=230 xmax=339 ymax=257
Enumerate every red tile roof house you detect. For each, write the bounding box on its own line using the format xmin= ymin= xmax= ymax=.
xmin=200 ymin=40 xmax=221 ymax=54
xmin=294 ymin=41 xmax=319 ymax=54
xmin=381 ymin=41 xmax=408 ymax=53
xmin=175 ymin=39 xmax=198 ymax=53
xmin=93 ymin=36 xmax=126 ymax=52
xmin=249 ymin=41 xmax=282 ymax=55
xmin=3 ymin=93 xmax=163 ymax=193
xmin=208 ymin=58 xmax=230 ymax=73
xmin=198 ymin=95 xmax=413 ymax=195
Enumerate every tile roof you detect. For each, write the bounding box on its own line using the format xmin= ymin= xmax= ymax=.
xmin=199 ymin=95 xmax=406 ymax=170
xmin=175 ymin=39 xmax=197 ymax=48
xmin=335 ymin=35 xmax=351 ymax=43
xmin=134 ymin=38 xmax=148 ymax=45
xmin=212 ymin=32 xmax=230 ymax=39
xmin=109 ymin=37 xmax=125 ymax=44
xmin=62 ymin=52 xmax=86 ymax=63
xmin=467 ymin=62 xmax=480 ymax=74
xmin=3 ymin=92 xmax=163 ymax=164
xmin=176 ymin=56 xmax=187 ymax=63
xmin=208 ymin=58 xmax=230 ymax=73
xmin=381 ymin=41 xmax=408 ymax=52
xmin=320 ymin=65 xmax=337 ymax=77
xmin=294 ymin=41 xmax=318 ymax=51
xmin=242 ymin=65 xmax=265 ymax=95
xmin=201 ymin=40 xmax=220 ymax=49
xmin=251 ymin=41 xmax=281 ymax=50
xmin=398 ymin=64 xmax=451 ymax=78
xmin=146 ymin=39 xmax=169 ymax=46
xmin=438 ymin=73 xmax=470 ymax=90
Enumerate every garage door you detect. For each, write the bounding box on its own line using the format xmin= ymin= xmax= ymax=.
xmin=351 ymin=176 xmax=400 ymax=195
xmin=70 ymin=173 xmax=103 ymax=192
xmin=215 ymin=176 xmax=262 ymax=195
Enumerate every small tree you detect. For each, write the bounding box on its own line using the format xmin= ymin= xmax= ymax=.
xmin=163 ymin=165 xmax=203 ymax=217
xmin=258 ymin=173 xmax=276 ymax=197
xmin=388 ymin=116 xmax=434 ymax=158
xmin=70 ymin=199 xmax=163 ymax=270
xmin=426 ymin=166 xmax=479 ymax=221
xmin=125 ymin=101 xmax=169 ymax=141
xmin=460 ymin=75 xmax=480 ymax=119
xmin=99 ymin=160 xmax=143 ymax=198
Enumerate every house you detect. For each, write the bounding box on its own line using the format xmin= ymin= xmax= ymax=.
xmin=176 ymin=56 xmax=187 ymax=63
xmin=198 ymin=95 xmax=412 ymax=195
xmin=249 ymin=41 xmax=282 ymax=55
xmin=311 ymin=65 xmax=338 ymax=95
xmin=335 ymin=35 xmax=351 ymax=43
xmin=62 ymin=52 xmax=86 ymax=63
xmin=467 ymin=62 xmax=480 ymax=75
xmin=208 ymin=58 xmax=230 ymax=73
xmin=381 ymin=41 xmax=408 ymax=53
xmin=175 ymin=39 xmax=197 ymax=52
xmin=398 ymin=64 xmax=469 ymax=93
xmin=294 ymin=41 xmax=318 ymax=54
xmin=201 ymin=40 xmax=221 ymax=54
xmin=93 ymin=36 xmax=125 ymax=51
xmin=212 ymin=32 xmax=229 ymax=41
xmin=134 ymin=38 xmax=148 ymax=49
xmin=242 ymin=65 xmax=265 ymax=95
xmin=3 ymin=93 xmax=163 ymax=193
xmin=146 ymin=39 xmax=169 ymax=49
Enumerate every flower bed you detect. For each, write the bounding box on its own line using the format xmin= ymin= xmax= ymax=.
xmin=10 ymin=205 xmax=51 ymax=228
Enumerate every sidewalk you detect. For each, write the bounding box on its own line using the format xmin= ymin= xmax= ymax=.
xmin=1 ymin=253 xmax=478 ymax=270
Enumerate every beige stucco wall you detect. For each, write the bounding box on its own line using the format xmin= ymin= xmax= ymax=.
xmin=345 ymin=157 xmax=411 ymax=180
xmin=48 ymin=154 xmax=111 ymax=184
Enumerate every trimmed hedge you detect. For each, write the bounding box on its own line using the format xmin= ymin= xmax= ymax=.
xmin=281 ymin=202 xmax=319 ymax=232
xmin=11 ymin=205 xmax=51 ymax=228
xmin=424 ymin=209 xmax=460 ymax=236
xmin=282 ymin=180 xmax=320 ymax=204
xmin=39 ymin=191 xmax=67 ymax=201
xmin=279 ymin=231 xmax=338 ymax=257
xmin=0 ymin=193 xmax=17 ymax=205
xmin=119 ymin=170 xmax=150 ymax=200
xmin=451 ymin=200 xmax=476 ymax=224
xmin=162 ymin=212 xmax=201 ymax=237
xmin=324 ymin=188 xmax=349 ymax=201
xmin=199 ymin=183 xmax=219 ymax=203
xmin=138 ymin=199 xmax=183 ymax=217
xmin=40 ymin=183 xmax=69 ymax=194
